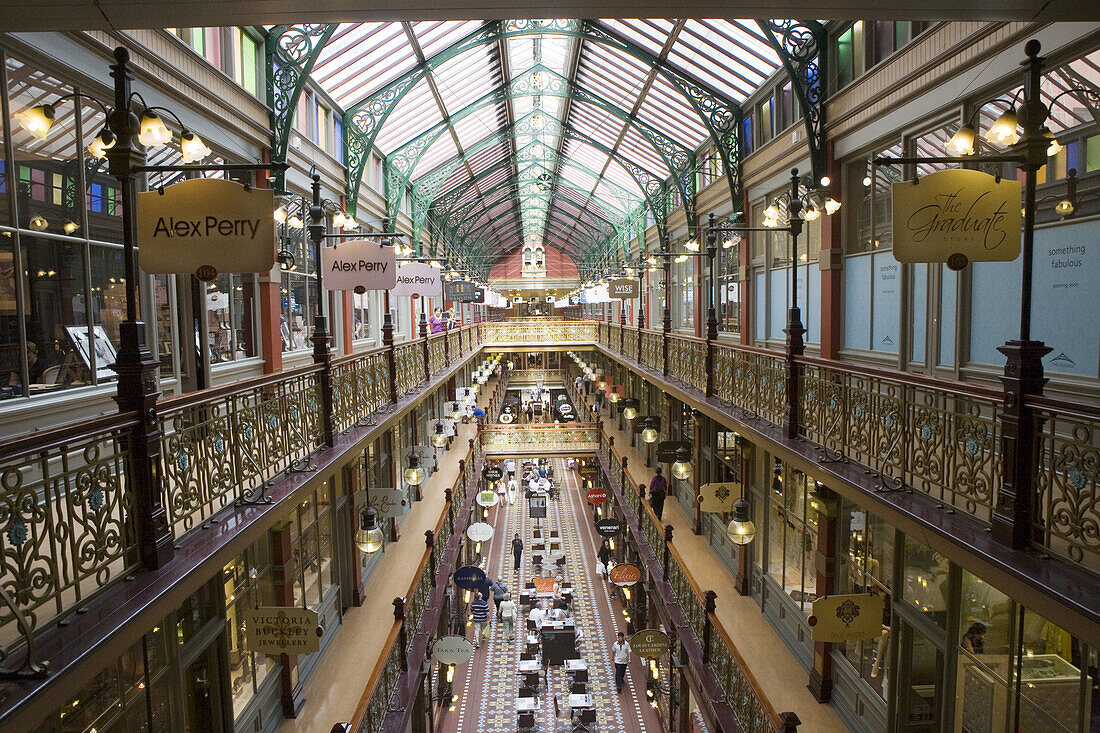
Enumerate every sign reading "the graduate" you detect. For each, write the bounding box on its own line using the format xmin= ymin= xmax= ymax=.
xmin=321 ymin=240 xmax=397 ymax=291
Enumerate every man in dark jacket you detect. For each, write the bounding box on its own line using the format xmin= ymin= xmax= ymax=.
xmin=512 ymin=533 xmax=523 ymax=571
xmin=492 ymin=578 xmax=508 ymax=618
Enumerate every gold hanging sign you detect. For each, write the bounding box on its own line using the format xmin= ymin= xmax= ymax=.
xmin=892 ymin=168 xmax=1021 ymax=270
xmin=609 ymin=278 xmax=639 ymax=299
xmin=809 ymin=594 xmax=884 ymax=643
xmin=138 ymin=178 xmax=275 ymax=277
xmin=244 ymin=606 xmax=322 ymax=654
xmin=699 ymin=482 xmax=739 ymax=513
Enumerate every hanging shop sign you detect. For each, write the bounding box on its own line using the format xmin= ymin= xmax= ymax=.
xmin=608 ymin=563 xmax=642 ymax=587
xmin=138 ymin=178 xmax=275 ymax=277
xmin=321 ymin=240 xmax=397 ymax=290
xmin=244 ymin=606 xmax=321 ymax=655
xmin=476 ymin=490 xmax=498 ymax=507
xmin=528 ymin=494 xmax=547 ymax=518
xmin=699 ymin=482 xmax=740 ymax=514
xmin=892 ymin=168 xmax=1021 ymax=270
xmin=656 ymin=440 xmax=690 ymax=463
xmin=392 ymin=262 xmax=443 ymax=299
xmin=532 ymin=577 xmax=559 ymax=595
xmin=367 ymin=487 xmax=408 ymax=519
xmin=595 ymin=517 xmax=624 ymax=537
xmin=483 ymin=465 xmax=504 ymax=482
xmin=631 ymin=629 xmax=670 ymax=659
xmin=466 ymin=522 xmax=495 ymax=543
xmin=445 ymin=280 xmax=485 ymax=303
xmin=586 ymin=487 xmax=608 ymax=505
xmin=609 ymin=278 xmax=640 ymax=299
xmin=453 ymin=565 xmax=487 ymax=590
xmin=432 ymin=635 xmax=476 ymax=666
xmin=809 ymin=594 xmax=886 ymax=643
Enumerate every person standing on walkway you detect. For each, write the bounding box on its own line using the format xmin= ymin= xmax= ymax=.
xmin=512 ymin=533 xmax=523 ymax=571
xmin=649 ymin=466 xmax=667 ymax=521
xmin=497 ymin=594 xmax=517 ymax=640
xmin=492 ymin=577 xmax=508 ymax=618
xmin=598 ymin=539 xmax=612 ymax=567
xmin=612 ymin=632 xmax=632 ymax=693
xmin=471 ymin=593 xmax=489 ymax=648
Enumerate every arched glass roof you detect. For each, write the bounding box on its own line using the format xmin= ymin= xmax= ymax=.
xmin=307 ymin=19 xmax=784 ymax=273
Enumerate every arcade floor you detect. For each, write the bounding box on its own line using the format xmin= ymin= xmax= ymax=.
xmin=441 ymin=457 xmax=664 ymax=733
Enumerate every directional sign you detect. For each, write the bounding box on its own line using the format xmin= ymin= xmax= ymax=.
xmin=432 ymin=635 xmax=475 ymax=666
xmin=586 ymin=487 xmax=608 ymax=505
xmin=453 ymin=566 xmax=486 ymax=590
xmin=608 ymin=564 xmax=642 ymax=587
xmin=595 ymin=517 xmax=624 ymax=537
xmin=631 ymin=629 xmax=671 ymax=659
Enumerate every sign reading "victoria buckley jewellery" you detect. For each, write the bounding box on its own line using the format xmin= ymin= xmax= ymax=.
xmin=138 ymin=178 xmax=275 ymax=278
xmin=892 ymin=168 xmax=1021 ymax=270
xmin=321 ymin=240 xmax=397 ymax=290
xmin=244 ymin=606 xmax=321 ymax=655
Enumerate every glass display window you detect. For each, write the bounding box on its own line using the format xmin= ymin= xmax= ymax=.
xmin=223 ymin=542 xmax=275 ymax=720
xmin=764 ymin=458 xmax=820 ymax=612
xmin=901 ymin=535 xmax=949 ymax=628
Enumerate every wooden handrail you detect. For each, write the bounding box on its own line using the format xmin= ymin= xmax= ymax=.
xmin=158 ymin=362 xmax=323 ymax=412
xmin=1025 ymin=393 xmax=1100 ymax=419
xmin=0 ymin=410 xmax=140 ymax=461
xmin=347 ymin=620 xmax=403 ymax=727
xmin=708 ymin=609 xmax=785 ymax=728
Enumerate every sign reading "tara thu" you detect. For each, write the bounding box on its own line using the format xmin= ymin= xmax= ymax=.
xmin=892 ymin=168 xmax=1021 ymax=270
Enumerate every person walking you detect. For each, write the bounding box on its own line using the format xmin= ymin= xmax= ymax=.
xmin=491 ymin=577 xmax=508 ymax=618
xmin=505 ymin=458 xmax=516 ymax=481
xmin=429 ymin=308 xmax=443 ymax=333
xmin=497 ymin=594 xmax=517 ymax=640
xmin=612 ymin=632 xmax=632 ymax=693
xmin=471 ymin=593 xmax=489 ymax=648
xmin=598 ymin=539 xmax=612 ymax=567
xmin=478 ymin=575 xmax=493 ymax=615
xmin=649 ymin=466 xmax=667 ymax=521
xmin=506 ymin=476 xmax=518 ymax=505
xmin=512 ymin=533 xmax=523 ymax=571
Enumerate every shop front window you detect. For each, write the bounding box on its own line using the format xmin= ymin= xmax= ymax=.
xmin=288 ymin=483 xmax=334 ymax=609
xmin=901 ymin=535 xmax=949 ymax=627
xmin=955 ymin=570 xmax=1095 ymax=732
xmin=837 ymin=500 xmax=895 ymax=699
xmin=765 ymin=458 xmax=819 ymax=612
xmin=223 ymin=542 xmax=275 ymax=719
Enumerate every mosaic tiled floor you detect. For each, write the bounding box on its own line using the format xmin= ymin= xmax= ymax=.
xmin=443 ymin=457 xmax=661 ymax=733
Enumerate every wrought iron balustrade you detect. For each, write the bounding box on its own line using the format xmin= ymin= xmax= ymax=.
xmin=478 ymin=319 xmax=598 ymax=345
xmin=480 ymin=423 xmax=600 ymax=454
xmin=427 ymin=334 xmax=447 ymax=375
xmin=159 ymin=366 xmax=324 ymax=537
xmin=332 ymin=349 xmax=390 ymax=434
xmin=0 ymin=413 xmax=142 ymax=668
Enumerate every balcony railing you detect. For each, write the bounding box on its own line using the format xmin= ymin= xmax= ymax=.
xmin=0 ymin=324 xmax=481 ymax=670
xmin=593 ymin=320 xmax=1100 ymax=576
xmin=478 ymin=319 xmax=597 ymax=345
xmin=480 ymin=423 xmax=600 ymax=454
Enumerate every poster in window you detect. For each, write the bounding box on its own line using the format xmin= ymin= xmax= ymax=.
xmin=64 ymin=325 xmax=117 ymax=381
xmin=1033 ymin=220 xmax=1100 ymax=377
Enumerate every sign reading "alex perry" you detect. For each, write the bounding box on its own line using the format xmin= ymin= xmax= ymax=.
xmin=138 ymin=178 xmax=275 ymax=276
xmin=321 ymin=240 xmax=397 ymax=291
xmin=391 ymin=262 xmax=443 ymax=299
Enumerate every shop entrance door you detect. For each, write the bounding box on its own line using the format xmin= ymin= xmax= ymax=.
xmin=183 ymin=643 xmax=229 ymax=733
xmin=894 ymin=619 xmax=946 ymax=732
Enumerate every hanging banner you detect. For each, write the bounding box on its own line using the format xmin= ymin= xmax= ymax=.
xmin=322 ymin=240 xmax=397 ymax=290
xmin=321 ymin=240 xmax=396 ymax=290
xmin=244 ymin=606 xmax=321 ymax=655
xmin=138 ymin=178 xmax=275 ymax=276
xmin=367 ymin=487 xmax=408 ymax=519
xmin=608 ymin=564 xmax=642 ymax=586
xmin=631 ymin=629 xmax=670 ymax=659
xmin=699 ymin=482 xmax=739 ymax=514
xmin=892 ymin=169 xmax=1021 ymax=270
xmin=809 ymin=594 xmax=886 ymax=643
xmin=433 ymin=635 xmax=476 ymax=665
xmin=445 ymin=280 xmax=485 ymax=303
xmin=392 ymin=262 xmax=443 ymax=299
xmin=609 ymin=278 xmax=640 ymax=299
xmin=453 ymin=566 xmax=487 ymax=590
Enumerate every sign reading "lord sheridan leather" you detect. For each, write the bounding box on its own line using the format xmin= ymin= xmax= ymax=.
xmin=892 ymin=169 xmax=1021 ymax=270
xmin=138 ymin=178 xmax=275 ymax=276
xmin=321 ymin=240 xmax=397 ymax=290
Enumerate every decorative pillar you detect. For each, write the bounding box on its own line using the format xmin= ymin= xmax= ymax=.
xmin=692 ymin=414 xmax=703 ymax=535
xmin=308 ymin=174 xmax=336 ymax=448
